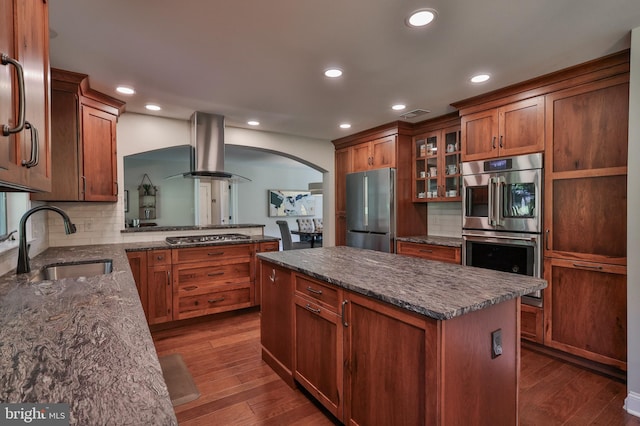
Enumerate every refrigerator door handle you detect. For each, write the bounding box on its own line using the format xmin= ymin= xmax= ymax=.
xmin=363 ymin=175 xmax=368 ymax=228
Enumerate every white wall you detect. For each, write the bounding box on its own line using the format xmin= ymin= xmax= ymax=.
xmin=626 ymin=27 xmax=640 ymax=417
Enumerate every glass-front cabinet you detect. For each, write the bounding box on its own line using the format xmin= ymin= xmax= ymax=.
xmin=413 ymin=125 xmax=461 ymax=202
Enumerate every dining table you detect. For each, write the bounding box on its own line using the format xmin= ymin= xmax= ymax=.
xmin=291 ymin=230 xmax=323 ymax=248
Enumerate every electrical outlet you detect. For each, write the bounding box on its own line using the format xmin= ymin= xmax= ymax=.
xmin=491 ymin=329 xmax=503 ymax=359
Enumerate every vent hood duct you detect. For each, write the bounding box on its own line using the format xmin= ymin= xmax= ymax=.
xmin=181 ymin=112 xmax=250 ymax=182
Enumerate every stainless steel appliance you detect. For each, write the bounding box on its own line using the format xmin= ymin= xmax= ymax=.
xmin=346 ymin=168 xmax=395 ymax=253
xmin=461 ymin=153 xmax=543 ymax=307
xmin=165 ymin=233 xmax=251 ymax=245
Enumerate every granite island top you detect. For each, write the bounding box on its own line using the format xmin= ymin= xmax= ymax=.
xmin=0 ymin=244 xmax=177 ymax=426
xmin=258 ymin=246 xmax=546 ymax=321
xmin=395 ymin=235 xmax=463 ymax=247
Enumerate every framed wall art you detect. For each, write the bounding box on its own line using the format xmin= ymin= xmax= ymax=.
xmin=268 ymin=190 xmax=315 ymax=217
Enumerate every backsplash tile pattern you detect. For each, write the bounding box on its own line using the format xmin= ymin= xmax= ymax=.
xmin=427 ymin=202 xmax=462 ymax=238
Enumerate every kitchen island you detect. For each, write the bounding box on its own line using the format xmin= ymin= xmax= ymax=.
xmin=257 ymin=246 xmax=547 ymax=425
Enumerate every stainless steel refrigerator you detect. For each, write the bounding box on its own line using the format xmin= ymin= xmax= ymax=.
xmin=346 ymin=168 xmax=396 ymax=252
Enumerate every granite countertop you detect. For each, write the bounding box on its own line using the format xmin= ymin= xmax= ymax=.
xmin=396 ymin=235 xmax=463 ymax=247
xmin=258 ymin=246 xmax=546 ymax=321
xmin=0 ymin=244 xmax=177 ymax=426
xmin=123 ymin=235 xmax=280 ymax=251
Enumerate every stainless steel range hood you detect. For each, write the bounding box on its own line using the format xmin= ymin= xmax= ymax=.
xmin=182 ymin=111 xmax=250 ymax=182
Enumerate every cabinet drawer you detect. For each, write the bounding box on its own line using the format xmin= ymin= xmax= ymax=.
xmin=259 ymin=241 xmax=280 ymax=253
xmin=174 ymin=260 xmax=251 ymax=292
xmin=147 ymin=249 xmax=171 ymax=267
xmin=295 ymin=274 xmax=339 ymax=311
xmin=172 ymin=243 xmax=252 ymax=264
xmin=396 ymin=241 xmax=461 ymax=264
xmin=177 ymin=285 xmax=251 ymax=318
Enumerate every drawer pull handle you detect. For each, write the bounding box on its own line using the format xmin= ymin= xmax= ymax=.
xmin=305 ymin=304 xmax=321 ymax=314
xmin=419 ymin=249 xmax=434 ymax=253
xmin=306 ymin=286 xmax=323 ymax=295
xmin=208 ymin=296 xmax=226 ymax=303
xmin=207 ymin=271 xmax=225 ymax=277
xmin=341 ymin=300 xmax=349 ymax=327
xmin=1 ymin=53 xmax=25 ymax=136
xmin=207 ymin=252 xmax=224 ymax=256
xmin=572 ymin=263 xmax=603 ymax=270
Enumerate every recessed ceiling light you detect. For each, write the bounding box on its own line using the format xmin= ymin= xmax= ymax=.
xmin=339 ymin=123 xmax=351 ymax=129
xmin=406 ymin=9 xmax=437 ymax=27
xmin=116 ymin=86 xmax=135 ymax=95
xmin=247 ymin=120 xmax=260 ymax=126
xmin=471 ymin=74 xmax=491 ymax=83
xmin=392 ymin=104 xmax=406 ymax=111
xmin=324 ymin=68 xmax=343 ymax=78
xmin=145 ymin=104 xmax=161 ymax=111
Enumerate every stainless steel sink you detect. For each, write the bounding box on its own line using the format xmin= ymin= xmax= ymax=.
xmin=31 ymin=259 xmax=113 ymax=282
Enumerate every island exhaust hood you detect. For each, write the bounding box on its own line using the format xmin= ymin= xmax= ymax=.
xmin=181 ymin=111 xmax=250 ymax=182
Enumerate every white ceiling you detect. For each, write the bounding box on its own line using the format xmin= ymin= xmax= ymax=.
xmin=49 ymin=0 xmax=640 ymax=141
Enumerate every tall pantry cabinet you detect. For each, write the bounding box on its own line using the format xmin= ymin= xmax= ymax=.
xmin=0 ymin=0 xmax=51 ymax=192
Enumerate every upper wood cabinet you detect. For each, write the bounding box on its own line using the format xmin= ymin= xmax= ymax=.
xmin=0 ymin=0 xmax=51 ymax=192
xmin=351 ymin=135 xmax=396 ymax=172
xmin=32 ymin=68 xmax=124 ymax=202
xmin=413 ymin=124 xmax=461 ymax=202
xmin=460 ymin=96 xmax=545 ymax=161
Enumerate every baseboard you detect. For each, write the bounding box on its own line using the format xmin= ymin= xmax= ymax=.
xmin=625 ymin=391 xmax=640 ymax=418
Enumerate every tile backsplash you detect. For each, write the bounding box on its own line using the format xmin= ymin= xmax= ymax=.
xmin=427 ymin=202 xmax=462 ymax=237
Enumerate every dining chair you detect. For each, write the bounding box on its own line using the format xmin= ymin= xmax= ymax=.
xmin=276 ymin=220 xmax=311 ymax=250
xmin=312 ymin=218 xmax=323 ymax=232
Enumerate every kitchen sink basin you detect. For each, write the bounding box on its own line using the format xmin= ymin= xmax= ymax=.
xmin=31 ymin=259 xmax=113 ymax=282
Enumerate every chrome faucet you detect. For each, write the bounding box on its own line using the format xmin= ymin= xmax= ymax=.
xmin=16 ymin=205 xmax=77 ymax=274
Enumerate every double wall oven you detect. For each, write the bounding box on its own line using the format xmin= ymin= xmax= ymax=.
xmin=461 ymin=153 xmax=543 ymax=307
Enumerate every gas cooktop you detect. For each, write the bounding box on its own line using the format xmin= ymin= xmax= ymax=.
xmin=165 ymin=233 xmax=251 ymax=245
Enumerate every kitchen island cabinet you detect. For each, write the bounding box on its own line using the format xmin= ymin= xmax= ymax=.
xmin=259 ymin=247 xmax=546 ymax=425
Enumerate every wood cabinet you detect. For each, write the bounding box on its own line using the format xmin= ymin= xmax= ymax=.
xmin=147 ymin=249 xmax=173 ymax=325
xmin=32 ymin=68 xmax=124 ymax=202
xmin=460 ymin=96 xmax=544 ymax=161
xmin=412 ymin=117 xmax=461 ymax=202
xmin=126 ymin=250 xmax=148 ymax=318
xmin=543 ymin=258 xmax=627 ymax=370
xmin=293 ymin=274 xmax=343 ymax=418
xmin=542 ymin=73 xmax=629 ymax=369
xmin=351 ymin=135 xmax=396 ymax=172
xmin=521 ymin=304 xmax=544 ymax=344
xmin=254 ymin=241 xmax=279 ymax=305
xmin=260 ymin=260 xmax=294 ymax=387
xmin=333 ymin=122 xmax=427 ymax=245
xmin=172 ymin=244 xmax=253 ymax=320
xmin=0 ymin=0 xmax=51 ymax=192
xmin=261 ymin=264 xmax=520 ymax=425
xmin=396 ymin=241 xmax=461 ymax=264
xmin=334 ymin=147 xmax=351 ymax=246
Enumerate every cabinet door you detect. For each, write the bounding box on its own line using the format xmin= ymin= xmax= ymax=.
xmin=396 ymin=241 xmax=461 ymax=264
xmin=544 ymin=77 xmax=628 ymax=264
xmin=126 ymin=251 xmax=148 ymax=319
xmin=351 ymin=143 xmax=371 ymax=172
xmin=0 ymin=0 xmax=19 ymax=178
xmin=15 ymin=0 xmax=50 ymax=192
xmin=254 ymin=241 xmax=279 ymax=306
xmin=147 ymin=264 xmax=173 ymax=325
xmin=371 ymin=135 xmax=395 ymax=169
xmin=543 ymin=258 xmax=626 ymax=370
xmin=335 ymin=147 xmax=351 ymax=245
xmin=343 ymin=293 xmax=429 ymax=426
xmin=81 ymin=104 xmax=117 ymax=201
xmin=260 ymin=261 xmax=294 ymax=383
xmin=498 ymin=96 xmax=544 ymax=157
xmin=294 ymin=295 xmax=343 ymax=418
xmin=461 ymin=109 xmax=498 ymax=161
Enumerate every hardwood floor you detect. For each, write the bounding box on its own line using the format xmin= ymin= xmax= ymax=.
xmin=152 ymin=309 xmax=639 ymax=425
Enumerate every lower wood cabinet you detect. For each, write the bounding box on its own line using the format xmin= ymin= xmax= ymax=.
xmin=543 ymin=257 xmax=627 ymax=370
xmin=147 ymin=261 xmax=173 ymax=325
xmin=261 ymin=260 xmax=520 ymax=425
xmin=260 ymin=261 xmax=294 ymax=386
xmin=254 ymin=241 xmax=279 ymax=306
xmin=396 ymin=241 xmax=461 ymax=264
xmin=520 ymin=303 xmax=544 ymax=344
xmin=172 ymin=244 xmax=253 ymax=320
xmin=126 ymin=251 xmax=148 ymax=317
